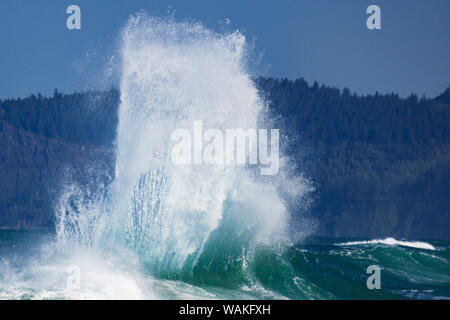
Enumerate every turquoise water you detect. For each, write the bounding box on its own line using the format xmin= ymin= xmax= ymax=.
xmin=0 ymin=230 xmax=448 ymax=300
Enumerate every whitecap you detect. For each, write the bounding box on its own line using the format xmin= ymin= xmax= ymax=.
xmin=336 ymin=237 xmax=436 ymax=250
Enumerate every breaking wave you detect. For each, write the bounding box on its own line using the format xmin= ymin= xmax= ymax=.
xmin=336 ymin=237 xmax=436 ymax=251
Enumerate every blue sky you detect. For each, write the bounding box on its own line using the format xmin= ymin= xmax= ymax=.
xmin=0 ymin=0 xmax=449 ymax=98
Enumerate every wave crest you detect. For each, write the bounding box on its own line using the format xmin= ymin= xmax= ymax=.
xmin=336 ymin=237 xmax=436 ymax=250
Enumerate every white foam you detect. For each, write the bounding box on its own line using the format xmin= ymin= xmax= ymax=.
xmin=0 ymin=243 xmax=158 ymax=300
xmin=55 ymin=14 xmax=303 ymax=271
xmin=337 ymin=237 xmax=436 ymax=250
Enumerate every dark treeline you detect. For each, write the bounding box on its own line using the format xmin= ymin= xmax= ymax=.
xmin=257 ymin=78 xmax=450 ymax=146
xmin=0 ymin=89 xmax=119 ymax=146
xmin=257 ymin=78 xmax=450 ymax=238
xmin=0 ymin=79 xmax=449 ymax=238
xmin=0 ymin=89 xmax=118 ymax=229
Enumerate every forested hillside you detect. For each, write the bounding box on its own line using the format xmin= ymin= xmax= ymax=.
xmin=1 ymin=80 xmax=449 ymax=238
xmin=257 ymin=78 xmax=450 ymax=238
xmin=0 ymin=90 xmax=118 ymax=229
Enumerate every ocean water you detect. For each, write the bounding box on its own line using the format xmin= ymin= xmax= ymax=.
xmin=0 ymin=231 xmax=449 ymax=300
xmin=1 ymin=14 xmax=449 ymax=300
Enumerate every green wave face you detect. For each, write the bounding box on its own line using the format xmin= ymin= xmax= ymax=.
xmin=148 ymin=236 xmax=450 ymax=300
xmin=1 ymin=231 xmax=449 ymax=300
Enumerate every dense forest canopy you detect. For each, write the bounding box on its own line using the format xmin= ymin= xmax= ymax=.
xmin=0 ymin=79 xmax=449 ymax=238
xmin=0 ymin=89 xmax=119 ymax=146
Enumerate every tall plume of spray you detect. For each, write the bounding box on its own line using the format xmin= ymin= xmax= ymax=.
xmin=57 ymin=14 xmax=312 ymax=279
